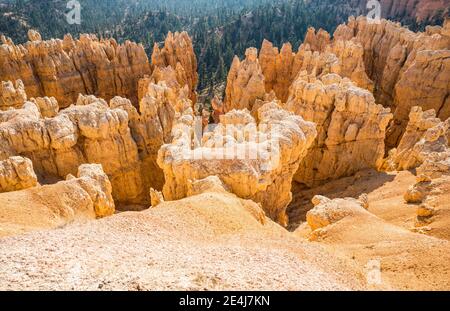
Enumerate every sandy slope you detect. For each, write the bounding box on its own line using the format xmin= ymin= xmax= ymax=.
xmin=295 ymin=170 xmax=450 ymax=290
xmin=0 ymin=190 xmax=366 ymax=291
xmin=1 ymin=169 xmax=449 ymax=290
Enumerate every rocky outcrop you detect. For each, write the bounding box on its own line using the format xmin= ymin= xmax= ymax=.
xmin=0 ymin=32 xmax=151 ymax=108
xmin=72 ymin=164 xmax=115 ymax=218
xmin=151 ymin=31 xmax=198 ymax=102
xmin=222 ymin=31 xmax=373 ymax=120
xmin=258 ymin=40 xmax=300 ymax=103
xmin=224 ymin=48 xmax=266 ymax=112
xmin=0 ymin=163 xmax=114 ymax=237
xmin=324 ymin=39 xmax=374 ymax=92
xmin=304 ymin=27 xmax=331 ymax=52
xmin=384 ymin=107 xmax=449 ymax=171
xmin=284 ymin=73 xmax=392 ymax=187
xmin=0 ymin=80 xmax=27 ymax=110
xmin=0 ymin=156 xmax=38 ymax=193
xmin=0 ymin=99 xmax=146 ymax=205
xmin=158 ymin=101 xmax=317 ymax=225
xmin=136 ymin=82 xmax=193 ymax=190
xmin=211 ymin=95 xmax=224 ymax=124
xmin=306 ymin=195 xmax=369 ymax=232
xmin=334 ymin=16 xmax=450 ymax=148
xmin=30 ymin=96 xmax=59 ymax=118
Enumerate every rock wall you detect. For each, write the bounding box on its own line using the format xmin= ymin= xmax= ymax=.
xmin=224 ymin=48 xmax=266 ymax=112
xmin=334 ymin=16 xmax=450 ymax=148
xmin=151 ymin=31 xmax=198 ymax=103
xmin=0 ymin=156 xmax=38 ymax=193
xmin=0 ymin=98 xmax=146 ymax=205
xmin=258 ymin=34 xmax=373 ymax=103
xmin=284 ymin=73 xmax=392 ymax=186
xmin=158 ymin=101 xmax=317 ymax=225
xmin=0 ymin=80 xmax=27 ymax=110
xmin=385 ymin=106 xmax=449 ymax=171
xmin=0 ymin=31 xmax=152 ymax=108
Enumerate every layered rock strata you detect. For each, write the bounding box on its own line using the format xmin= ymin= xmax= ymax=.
xmin=151 ymin=31 xmax=198 ymax=102
xmin=157 ymin=101 xmax=317 ymax=225
xmin=0 ymin=156 xmax=38 ymax=193
xmin=284 ymin=73 xmax=392 ymax=186
xmin=333 ymin=16 xmax=450 ymax=147
xmin=0 ymin=99 xmax=145 ymax=204
xmin=384 ymin=107 xmax=449 ymax=171
xmin=0 ymin=31 xmax=151 ymax=108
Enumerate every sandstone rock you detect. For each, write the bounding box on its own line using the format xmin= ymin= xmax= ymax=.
xmin=224 ymin=48 xmax=266 ymax=112
xmin=0 ymin=156 xmax=38 ymax=193
xmin=0 ymin=100 xmax=40 ymax=126
xmin=0 ymin=80 xmax=27 ymax=110
xmin=334 ymin=16 xmax=450 ymax=148
xmin=150 ymin=188 xmax=164 ymax=207
xmin=417 ymin=204 xmax=435 ymax=218
xmin=76 ymin=94 xmax=108 ymax=107
xmin=0 ymin=99 xmax=146 ymax=205
xmin=284 ymin=73 xmax=392 ymax=186
xmin=384 ymin=107 xmax=449 ymax=171
xmin=255 ymin=35 xmax=373 ymax=105
xmin=151 ymin=31 xmax=198 ymax=102
xmin=0 ymin=163 xmax=114 ymax=237
xmin=211 ymin=95 xmax=224 ymax=123
xmin=405 ymin=185 xmax=426 ymax=204
xmin=0 ymin=34 xmax=152 ymax=108
xmin=324 ymin=39 xmax=374 ymax=92
xmin=27 ymin=30 xmax=42 ymax=42
xmin=158 ymin=102 xmax=317 ymax=225
xmin=257 ymin=40 xmax=340 ymax=103
xmin=186 ymin=176 xmax=230 ymax=197
xmin=304 ymin=27 xmax=331 ymax=53
xmin=30 ymin=97 xmax=59 ymax=118
xmin=76 ymin=164 xmax=115 ymax=217
xmin=306 ymin=196 xmax=369 ymax=231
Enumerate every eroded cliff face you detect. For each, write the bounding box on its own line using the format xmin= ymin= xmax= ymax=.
xmin=0 ymin=98 xmax=146 ymax=205
xmin=257 ymin=33 xmax=373 ymax=103
xmin=385 ymin=106 xmax=449 ymax=172
xmin=224 ymin=48 xmax=266 ymax=112
xmin=151 ymin=31 xmax=198 ymax=103
xmin=284 ymin=73 xmax=392 ymax=186
xmin=158 ymin=101 xmax=317 ymax=226
xmin=0 ymin=156 xmax=38 ymax=193
xmin=0 ymin=31 xmax=151 ymax=108
xmin=0 ymin=80 xmax=27 ymax=110
xmin=0 ymin=30 xmax=202 ymax=206
xmin=334 ymin=16 xmax=450 ymax=148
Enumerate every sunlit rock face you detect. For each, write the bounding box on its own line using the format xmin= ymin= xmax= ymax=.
xmin=284 ymin=73 xmax=392 ymax=187
xmin=157 ymin=101 xmax=317 ymax=226
xmin=384 ymin=106 xmax=450 ymax=172
xmin=334 ymin=16 xmax=450 ymax=148
xmin=0 ymin=31 xmax=151 ymax=108
xmin=0 ymin=80 xmax=27 ymax=110
xmin=224 ymin=48 xmax=267 ymax=113
xmin=151 ymin=31 xmax=198 ymax=103
xmin=0 ymin=156 xmax=38 ymax=193
xmin=0 ymin=98 xmax=145 ymax=205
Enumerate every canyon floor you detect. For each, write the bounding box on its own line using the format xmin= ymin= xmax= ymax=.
xmin=1 ymin=169 xmax=449 ymax=291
